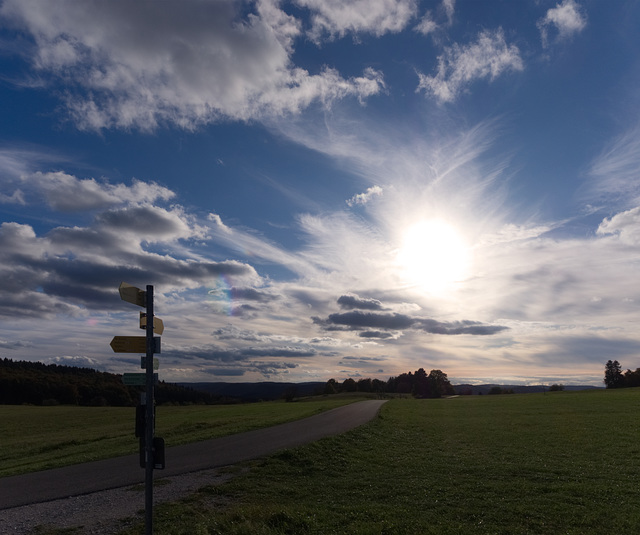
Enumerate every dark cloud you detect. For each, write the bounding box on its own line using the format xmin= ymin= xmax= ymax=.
xmin=231 ymin=304 xmax=260 ymax=318
xmin=164 ymin=345 xmax=317 ymax=363
xmin=231 ymin=287 xmax=278 ymax=302
xmin=242 ymin=347 xmax=317 ymax=358
xmin=96 ymin=205 xmax=186 ymax=237
xmin=416 ymin=319 xmax=509 ymax=336
xmin=200 ymin=360 xmax=299 ymax=379
xmin=212 ymin=326 xmax=262 ymax=342
xmin=0 ymin=218 xmax=258 ymax=316
xmin=314 ymin=310 xmax=508 ymax=336
xmin=0 ymin=339 xmax=33 ymax=349
xmin=358 ymin=330 xmax=396 ymax=339
xmin=203 ymin=367 xmax=246 ymax=377
xmin=337 ymin=294 xmax=384 ymax=310
xmin=249 ymin=361 xmax=298 ymax=378
xmin=323 ymin=311 xmax=416 ymax=330
xmin=340 ymin=356 xmax=386 ymax=362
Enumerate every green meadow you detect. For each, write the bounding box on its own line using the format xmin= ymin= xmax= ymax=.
xmin=5 ymin=388 xmax=640 ymax=534
xmin=0 ymin=396 xmax=364 ymax=478
xmin=120 ymin=388 xmax=640 ymax=535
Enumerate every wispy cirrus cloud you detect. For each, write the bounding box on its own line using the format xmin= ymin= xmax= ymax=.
xmin=585 ymin=125 xmax=640 ymax=206
xmin=416 ymin=28 xmax=523 ymax=103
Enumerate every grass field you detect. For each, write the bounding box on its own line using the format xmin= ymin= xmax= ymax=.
xmin=111 ymin=388 xmax=640 ymax=534
xmin=0 ymin=395 xmax=368 ymax=477
xmin=6 ymin=389 xmax=640 ymax=533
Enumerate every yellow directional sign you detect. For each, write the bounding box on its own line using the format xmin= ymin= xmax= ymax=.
xmin=110 ymin=336 xmax=161 ymax=353
xmin=119 ymin=282 xmax=146 ymax=308
xmin=139 ymin=312 xmax=164 ymax=335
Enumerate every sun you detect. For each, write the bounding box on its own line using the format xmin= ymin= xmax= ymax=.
xmin=396 ymin=219 xmax=471 ymax=294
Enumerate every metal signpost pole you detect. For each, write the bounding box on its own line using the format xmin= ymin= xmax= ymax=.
xmin=145 ymin=284 xmax=154 ymax=535
xmin=115 ymin=282 xmax=165 ymax=533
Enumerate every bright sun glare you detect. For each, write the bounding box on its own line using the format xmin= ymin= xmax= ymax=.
xmin=397 ymin=219 xmax=471 ymax=294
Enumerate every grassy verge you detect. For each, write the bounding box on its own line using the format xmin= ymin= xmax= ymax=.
xmin=119 ymin=388 xmax=640 ymax=534
xmin=0 ymin=394 xmax=371 ymax=477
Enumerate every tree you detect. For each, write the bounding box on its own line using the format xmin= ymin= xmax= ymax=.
xmin=323 ymin=378 xmax=338 ymax=395
xmin=412 ymin=368 xmax=431 ymax=398
xmin=342 ymin=377 xmax=357 ymax=392
xmin=357 ymin=378 xmax=372 ymax=392
xmin=604 ymin=360 xmax=624 ymax=389
xmin=428 ymin=369 xmax=455 ymax=398
xmin=624 ymin=368 xmax=640 ymax=388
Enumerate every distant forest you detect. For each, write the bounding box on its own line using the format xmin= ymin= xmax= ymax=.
xmin=604 ymin=360 xmax=640 ymax=389
xmin=324 ymin=368 xmax=455 ymax=399
xmin=0 ymin=358 xmax=224 ymax=406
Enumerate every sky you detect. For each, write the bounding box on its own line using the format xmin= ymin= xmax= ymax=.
xmin=0 ymin=0 xmax=639 ymax=386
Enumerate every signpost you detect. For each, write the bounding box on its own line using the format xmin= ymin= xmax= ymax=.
xmin=113 ymin=282 xmax=164 ymax=535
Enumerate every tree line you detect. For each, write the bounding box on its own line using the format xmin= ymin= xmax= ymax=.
xmin=604 ymin=360 xmax=640 ymax=389
xmin=323 ymin=367 xmax=455 ymax=399
xmin=0 ymin=358 xmax=223 ymax=406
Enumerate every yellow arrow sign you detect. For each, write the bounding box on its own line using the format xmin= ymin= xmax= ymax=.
xmin=119 ymin=282 xmax=146 ymax=308
xmin=110 ymin=336 xmax=161 ymax=353
xmin=139 ymin=313 xmax=165 ymax=335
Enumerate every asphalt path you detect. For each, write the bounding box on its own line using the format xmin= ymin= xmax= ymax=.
xmin=0 ymin=399 xmax=386 ymax=510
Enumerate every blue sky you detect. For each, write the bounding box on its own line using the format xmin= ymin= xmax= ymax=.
xmin=1 ymin=0 xmax=639 ymax=386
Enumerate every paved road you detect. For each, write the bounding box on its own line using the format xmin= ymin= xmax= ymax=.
xmin=0 ymin=399 xmax=386 ymax=510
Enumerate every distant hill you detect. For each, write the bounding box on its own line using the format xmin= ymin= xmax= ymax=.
xmin=180 ymin=381 xmax=326 ymax=402
xmin=0 ymin=358 xmax=222 ymax=406
xmin=181 ymin=381 xmax=602 ymax=401
xmin=1 ymin=357 xmax=603 ymax=407
xmin=453 ymin=384 xmax=602 ymax=395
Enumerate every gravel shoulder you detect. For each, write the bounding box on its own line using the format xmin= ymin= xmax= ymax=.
xmin=1 ymin=467 xmax=236 ymax=534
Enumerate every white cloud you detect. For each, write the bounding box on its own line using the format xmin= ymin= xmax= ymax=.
xmin=414 ymin=15 xmax=438 ymax=36
xmin=0 ymin=0 xmax=383 ymax=131
xmin=538 ymin=0 xmax=587 ymax=48
xmin=22 ymin=172 xmax=174 ymax=211
xmin=208 ymin=213 xmax=233 ymax=234
xmin=0 ymin=189 xmax=25 ymax=205
xmin=442 ymin=0 xmax=455 ymax=25
xmin=346 ymin=185 xmax=383 ymax=207
xmin=414 ymin=0 xmax=455 ymax=36
xmin=597 ymin=206 xmax=640 ymax=246
xmin=296 ymin=0 xmax=418 ymax=41
xmin=416 ymin=29 xmax=523 ymax=103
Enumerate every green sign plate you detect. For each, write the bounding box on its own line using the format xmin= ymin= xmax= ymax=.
xmin=122 ymin=372 xmax=158 ymax=386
